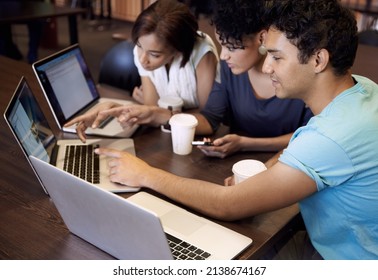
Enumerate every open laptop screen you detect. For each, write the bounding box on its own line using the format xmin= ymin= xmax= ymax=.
xmin=4 ymin=77 xmax=56 ymax=164
xmin=33 ymin=44 xmax=99 ymax=125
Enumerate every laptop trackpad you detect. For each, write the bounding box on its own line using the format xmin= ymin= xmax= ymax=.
xmin=161 ymin=210 xmax=205 ymax=236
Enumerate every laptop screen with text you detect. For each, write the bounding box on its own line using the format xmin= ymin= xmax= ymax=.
xmin=33 ymin=44 xmax=99 ymax=125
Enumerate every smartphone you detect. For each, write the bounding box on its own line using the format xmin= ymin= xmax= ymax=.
xmin=192 ymin=141 xmax=214 ymax=146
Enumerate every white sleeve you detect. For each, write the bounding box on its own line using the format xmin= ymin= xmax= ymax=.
xmin=190 ymin=32 xmax=219 ymax=68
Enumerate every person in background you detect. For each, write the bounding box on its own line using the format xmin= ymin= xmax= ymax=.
xmin=193 ymin=0 xmax=312 ymax=157
xmin=65 ymin=0 xmax=218 ymax=136
xmin=131 ymin=0 xmax=218 ymax=109
xmin=0 ymin=0 xmax=45 ymax=64
xmin=67 ymin=0 xmax=312 ymax=159
xmin=95 ymin=0 xmax=378 ymax=259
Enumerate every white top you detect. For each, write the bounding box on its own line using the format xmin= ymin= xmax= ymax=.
xmin=134 ymin=31 xmax=219 ymax=109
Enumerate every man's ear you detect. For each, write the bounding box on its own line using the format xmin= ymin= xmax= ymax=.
xmin=258 ymin=29 xmax=267 ymax=45
xmin=313 ymin=49 xmax=329 ymax=74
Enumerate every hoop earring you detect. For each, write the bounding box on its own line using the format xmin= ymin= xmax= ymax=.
xmin=258 ymin=45 xmax=267 ymax=56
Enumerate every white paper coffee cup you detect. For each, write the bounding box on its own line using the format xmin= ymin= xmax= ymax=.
xmin=158 ymin=96 xmax=184 ymax=133
xmin=169 ymin=114 xmax=198 ymax=155
xmin=232 ymin=159 xmax=267 ymax=184
xmin=158 ymin=96 xmax=184 ymax=111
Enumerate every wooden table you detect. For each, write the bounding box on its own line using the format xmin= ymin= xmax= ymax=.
xmin=0 ymin=55 xmax=301 ymax=260
xmin=0 ymin=1 xmax=86 ymax=45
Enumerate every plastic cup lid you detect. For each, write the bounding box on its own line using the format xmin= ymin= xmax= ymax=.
xmin=169 ymin=113 xmax=198 ymax=128
xmin=232 ymin=159 xmax=267 ymax=178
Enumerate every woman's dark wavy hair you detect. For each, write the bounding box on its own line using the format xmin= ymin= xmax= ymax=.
xmin=131 ymin=0 xmax=199 ymax=68
xmin=267 ymin=0 xmax=358 ymax=76
xmin=211 ymin=0 xmax=271 ymax=48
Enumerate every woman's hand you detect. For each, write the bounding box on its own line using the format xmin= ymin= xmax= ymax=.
xmin=132 ymin=85 xmax=144 ymax=104
xmin=198 ymin=134 xmax=242 ymax=158
xmin=102 ymin=104 xmax=167 ymax=128
xmin=64 ymin=101 xmax=121 ymax=142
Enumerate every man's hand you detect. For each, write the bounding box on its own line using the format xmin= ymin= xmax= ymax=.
xmin=95 ymin=147 xmax=151 ymax=187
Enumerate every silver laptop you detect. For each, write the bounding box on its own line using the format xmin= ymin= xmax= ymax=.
xmin=29 ymin=155 xmax=253 ymax=260
xmin=32 ymin=43 xmax=138 ymax=137
xmin=3 ymin=77 xmax=139 ymax=194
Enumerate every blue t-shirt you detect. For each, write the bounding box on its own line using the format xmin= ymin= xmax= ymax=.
xmin=201 ymin=60 xmax=313 ymax=137
xmin=280 ymin=75 xmax=378 ymax=259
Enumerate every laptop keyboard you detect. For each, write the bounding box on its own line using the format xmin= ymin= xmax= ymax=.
xmin=63 ymin=144 xmax=100 ymax=184
xmin=166 ymin=233 xmax=211 ymax=260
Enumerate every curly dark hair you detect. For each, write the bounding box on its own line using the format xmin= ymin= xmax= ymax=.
xmin=211 ymin=0 xmax=271 ymax=48
xmin=267 ymin=0 xmax=358 ymax=76
xmin=131 ymin=0 xmax=199 ymax=68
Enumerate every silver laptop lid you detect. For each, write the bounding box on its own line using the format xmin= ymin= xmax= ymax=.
xmin=32 ymin=44 xmax=100 ymax=128
xmin=29 ymin=156 xmax=173 ymax=260
xmin=3 ymin=77 xmax=60 ymax=194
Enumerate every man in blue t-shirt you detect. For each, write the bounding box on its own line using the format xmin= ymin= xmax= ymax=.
xmin=91 ymin=0 xmax=378 ymax=259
